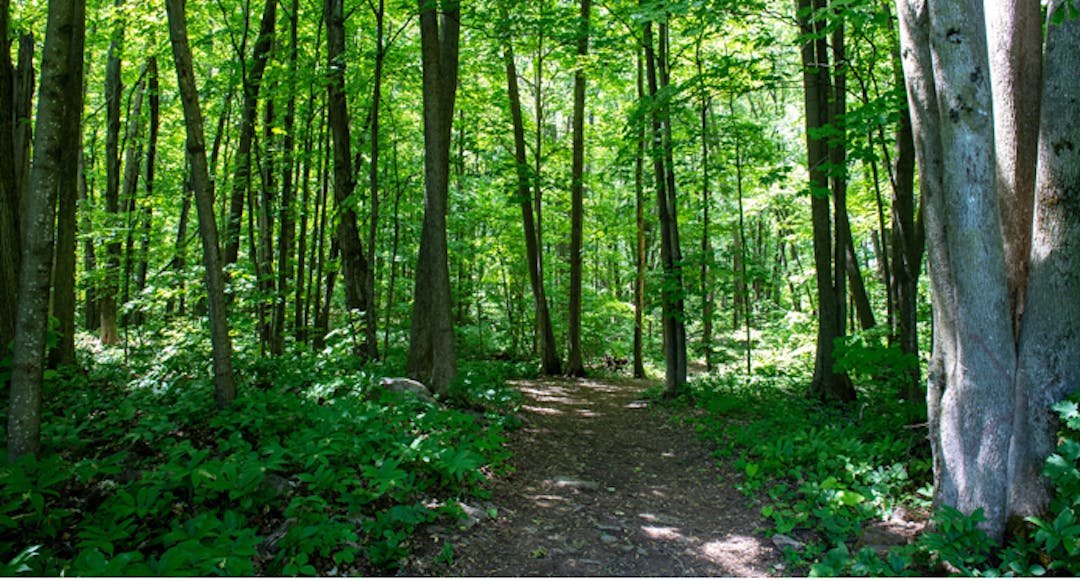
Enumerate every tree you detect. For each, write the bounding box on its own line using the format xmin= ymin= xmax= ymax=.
xmin=166 ymin=0 xmax=237 ymax=409
xmin=99 ymin=0 xmax=124 ymax=346
xmin=7 ymin=0 xmax=85 ymax=460
xmin=642 ymin=5 xmax=688 ymax=398
xmin=325 ymin=0 xmax=374 ymax=358
xmin=564 ymin=0 xmax=591 ymax=377
xmin=0 ymin=0 xmax=20 ymax=359
xmin=500 ymin=5 xmax=562 ymax=375
xmin=407 ymin=0 xmax=460 ymax=394
xmin=898 ymin=0 xmax=1080 ymax=540
xmin=797 ymin=0 xmax=855 ymax=402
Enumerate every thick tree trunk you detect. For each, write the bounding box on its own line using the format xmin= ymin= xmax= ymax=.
xmin=1008 ymin=0 xmax=1080 ymax=526
xmin=565 ymin=0 xmax=591 ymax=378
xmin=986 ymin=0 xmax=1042 ymax=330
xmin=407 ymin=0 xmax=460 ymax=393
xmin=502 ymin=26 xmax=562 ymax=375
xmin=8 ymin=0 xmax=83 ymax=461
xmin=898 ymin=0 xmax=1014 ymax=540
xmin=166 ymin=0 xmax=237 ymax=409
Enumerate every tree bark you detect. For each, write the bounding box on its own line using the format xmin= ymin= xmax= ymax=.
xmin=99 ymin=1 xmax=123 ymax=346
xmin=0 ymin=0 xmax=19 ymax=357
xmin=799 ymin=0 xmax=854 ymax=402
xmin=1008 ymin=0 xmax=1080 ymax=526
xmin=8 ymin=0 xmax=84 ymax=461
xmin=502 ymin=18 xmax=562 ymax=375
xmin=407 ymin=0 xmax=460 ymax=394
xmin=565 ymin=0 xmax=591 ymax=378
xmin=643 ymin=9 xmax=688 ymax=397
xmin=223 ymin=0 xmax=277 ymax=268
xmin=48 ymin=0 xmax=86 ymax=367
xmin=166 ymin=0 xmax=238 ymax=409
xmin=632 ymin=47 xmax=647 ymax=379
xmin=325 ymin=0 xmax=373 ymax=358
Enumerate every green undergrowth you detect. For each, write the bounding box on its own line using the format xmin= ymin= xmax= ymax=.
xmin=678 ymin=366 xmax=1080 ymax=576
xmin=0 ymin=343 xmax=523 ymax=576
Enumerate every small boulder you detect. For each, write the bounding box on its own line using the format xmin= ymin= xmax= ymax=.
xmin=771 ymin=533 xmax=806 ymax=552
xmin=379 ymin=377 xmax=438 ymax=404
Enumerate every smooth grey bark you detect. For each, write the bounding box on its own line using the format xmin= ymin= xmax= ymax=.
xmin=407 ymin=0 xmax=460 ymax=394
xmin=565 ymin=0 xmax=590 ymax=378
xmin=985 ymin=0 xmax=1042 ymax=330
xmin=166 ymin=0 xmax=237 ymax=409
xmin=1008 ymin=0 xmax=1080 ymax=525
xmin=7 ymin=0 xmax=83 ymax=461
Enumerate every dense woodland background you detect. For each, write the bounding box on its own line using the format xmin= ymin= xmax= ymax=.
xmin=1 ymin=0 xmax=1079 ymax=575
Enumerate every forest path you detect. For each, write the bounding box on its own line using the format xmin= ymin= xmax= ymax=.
xmin=402 ymin=375 xmax=784 ymax=576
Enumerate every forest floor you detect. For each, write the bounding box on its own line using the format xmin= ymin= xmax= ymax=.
xmin=400 ymin=374 xmax=785 ymax=576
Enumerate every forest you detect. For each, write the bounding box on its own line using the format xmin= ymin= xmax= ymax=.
xmin=1 ymin=0 xmax=1079 ymax=575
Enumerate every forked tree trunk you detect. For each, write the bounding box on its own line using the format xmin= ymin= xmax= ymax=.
xmin=166 ymin=0 xmax=237 ymax=409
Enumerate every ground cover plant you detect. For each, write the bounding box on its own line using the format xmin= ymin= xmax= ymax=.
xmin=0 ymin=330 xmax=521 ymax=576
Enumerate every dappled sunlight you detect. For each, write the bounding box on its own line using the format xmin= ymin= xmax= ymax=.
xmin=640 ymin=525 xmax=682 ymax=541
xmin=700 ymin=534 xmax=773 ymax=576
xmin=521 ymin=404 xmax=564 ymax=416
xmin=524 ymin=493 xmax=569 ymax=509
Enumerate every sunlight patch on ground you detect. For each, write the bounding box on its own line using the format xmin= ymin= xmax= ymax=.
xmin=640 ymin=525 xmax=682 ymax=541
xmin=524 ymin=493 xmax=568 ymax=509
xmin=624 ymin=400 xmax=649 ymax=409
xmin=521 ymin=405 xmax=564 ymax=416
xmin=699 ymin=534 xmax=772 ymax=576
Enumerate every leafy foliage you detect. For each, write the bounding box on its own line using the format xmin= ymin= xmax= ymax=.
xmin=0 ymin=334 xmax=519 ymax=575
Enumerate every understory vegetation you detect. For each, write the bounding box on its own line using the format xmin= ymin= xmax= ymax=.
xmin=679 ymin=332 xmax=1080 ymax=577
xmin=0 ymin=327 xmax=525 ymax=576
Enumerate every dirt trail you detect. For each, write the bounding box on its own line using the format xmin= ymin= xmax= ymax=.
xmin=402 ymin=375 xmax=784 ymax=576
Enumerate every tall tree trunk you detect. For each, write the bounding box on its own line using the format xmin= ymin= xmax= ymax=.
xmin=407 ymin=0 xmax=460 ymax=393
xmin=501 ymin=17 xmax=561 ymax=375
xmin=134 ymin=57 xmax=160 ymax=326
xmin=1007 ymin=0 xmax=1080 ymax=529
xmin=8 ymin=0 xmax=84 ymax=461
xmin=166 ymin=0 xmax=237 ymax=409
xmin=0 ymin=0 xmax=20 ymax=357
xmin=362 ymin=0 xmax=385 ymax=362
xmin=697 ymin=43 xmax=714 ymax=373
xmin=632 ymin=47 xmax=647 ymax=379
xmin=799 ymin=0 xmax=854 ymax=402
xmin=565 ymin=0 xmax=591 ymax=377
xmin=986 ymin=0 xmax=1042 ymax=331
xmin=118 ymin=67 xmax=147 ymax=329
xmin=223 ymin=0 xmax=277 ymax=268
xmin=325 ymin=0 xmax=373 ymax=358
xmin=99 ymin=1 xmax=123 ymax=346
xmin=643 ymin=9 xmax=688 ymax=397
xmin=48 ymin=0 xmax=85 ymax=367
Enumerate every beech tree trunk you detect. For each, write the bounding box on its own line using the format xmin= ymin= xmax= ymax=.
xmin=565 ymin=0 xmax=591 ymax=378
xmin=407 ymin=0 xmax=460 ymax=393
xmin=898 ymin=0 xmax=1079 ymax=540
xmin=7 ymin=0 xmax=84 ymax=461
xmin=166 ymin=0 xmax=237 ymax=409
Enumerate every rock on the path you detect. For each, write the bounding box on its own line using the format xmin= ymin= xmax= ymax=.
xmin=379 ymin=377 xmax=438 ymax=404
xmin=771 ymin=533 xmax=806 ymax=552
xmin=599 ymin=533 xmax=619 ymax=544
